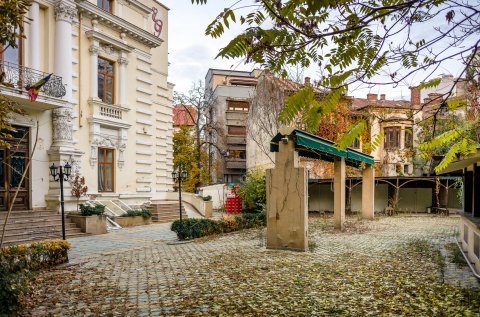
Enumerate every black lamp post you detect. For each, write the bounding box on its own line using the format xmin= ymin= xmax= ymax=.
xmin=49 ymin=162 xmax=72 ymax=240
xmin=172 ymin=165 xmax=188 ymax=223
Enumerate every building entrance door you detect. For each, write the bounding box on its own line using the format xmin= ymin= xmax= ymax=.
xmin=0 ymin=126 xmax=30 ymax=211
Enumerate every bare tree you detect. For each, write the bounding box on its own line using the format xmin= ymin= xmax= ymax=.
xmin=173 ymin=81 xmax=225 ymax=187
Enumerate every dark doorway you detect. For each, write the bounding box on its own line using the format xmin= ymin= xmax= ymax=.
xmin=0 ymin=126 xmax=30 ymax=210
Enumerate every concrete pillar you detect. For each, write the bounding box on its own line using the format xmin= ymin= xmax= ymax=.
xmin=464 ymin=168 xmax=473 ymax=214
xmin=362 ymin=164 xmax=375 ymax=219
xmin=28 ymin=1 xmax=40 ymax=69
xmin=54 ymin=0 xmax=76 ymax=102
xmin=266 ymin=140 xmax=308 ymax=251
xmin=473 ymin=164 xmax=480 ymax=217
xmin=334 ymin=157 xmax=345 ymax=230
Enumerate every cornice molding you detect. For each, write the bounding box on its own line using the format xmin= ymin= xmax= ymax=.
xmin=119 ymin=0 xmax=151 ymax=15
xmin=86 ymin=30 xmax=133 ymax=52
xmin=75 ymin=0 xmax=163 ymax=48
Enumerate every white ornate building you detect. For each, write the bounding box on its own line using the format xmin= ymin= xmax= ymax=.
xmin=0 ymin=0 xmax=174 ymax=212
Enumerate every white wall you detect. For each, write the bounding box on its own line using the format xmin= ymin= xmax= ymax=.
xmin=308 ymin=183 xmax=461 ymax=213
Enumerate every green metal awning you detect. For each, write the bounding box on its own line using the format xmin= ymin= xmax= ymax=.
xmin=270 ymin=129 xmax=374 ymax=168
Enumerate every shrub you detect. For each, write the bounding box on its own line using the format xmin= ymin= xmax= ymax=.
xmin=79 ymin=204 xmax=105 ymax=216
xmin=171 ymin=212 xmax=266 ymax=240
xmin=119 ymin=209 xmax=152 ymax=218
xmin=237 ymin=168 xmax=266 ymax=213
xmin=202 ymin=195 xmax=212 ymax=201
xmin=0 ymin=240 xmax=71 ymax=314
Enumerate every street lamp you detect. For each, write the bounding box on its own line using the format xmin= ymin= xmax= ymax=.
xmin=49 ymin=162 xmax=72 ymax=240
xmin=172 ymin=165 xmax=188 ymax=223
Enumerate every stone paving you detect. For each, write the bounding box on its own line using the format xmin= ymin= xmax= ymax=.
xmin=22 ymin=215 xmax=480 ymax=316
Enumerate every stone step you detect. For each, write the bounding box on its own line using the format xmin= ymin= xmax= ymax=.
xmin=3 ymin=227 xmax=84 ymax=242
xmin=0 ymin=210 xmax=86 ymax=246
xmin=3 ymin=232 xmax=90 ymax=246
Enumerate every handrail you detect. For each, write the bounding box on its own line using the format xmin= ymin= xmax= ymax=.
xmin=455 ymin=239 xmax=480 ymax=279
xmin=0 ymin=61 xmax=66 ymax=98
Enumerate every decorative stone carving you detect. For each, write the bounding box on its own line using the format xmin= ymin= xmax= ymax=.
xmin=118 ymin=57 xmax=129 ymax=65
xmin=89 ymin=45 xmax=99 ymax=56
xmin=89 ymin=134 xmax=127 ymax=168
xmin=54 ymin=1 xmax=77 ymax=23
xmin=101 ymin=43 xmax=116 ymax=57
xmin=117 ymin=141 xmax=127 ymax=168
xmin=52 ymin=108 xmax=74 ymax=144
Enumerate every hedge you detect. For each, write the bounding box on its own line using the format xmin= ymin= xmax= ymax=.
xmin=0 ymin=240 xmax=71 ymax=315
xmin=79 ymin=204 xmax=105 ymax=216
xmin=171 ymin=212 xmax=266 ymax=240
xmin=119 ymin=209 xmax=152 ymax=218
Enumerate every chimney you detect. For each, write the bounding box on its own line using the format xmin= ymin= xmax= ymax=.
xmin=427 ymin=93 xmax=443 ymax=105
xmin=367 ymin=93 xmax=378 ymax=101
xmin=304 ymin=77 xmax=311 ymax=86
xmin=264 ymin=68 xmax=270 ymax=75
xmin=380 ymin=94 xmax=386 ymax=101
xmin=410 ymin=87 xmax=420 ymax=105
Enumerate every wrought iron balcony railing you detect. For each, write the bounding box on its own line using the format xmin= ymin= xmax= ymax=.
xmin=0 ymin=61 xmax=66 ymax=99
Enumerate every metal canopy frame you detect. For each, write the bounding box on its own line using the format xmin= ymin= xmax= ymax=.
xmin=270 ymin=129 xmax=374 ymax=167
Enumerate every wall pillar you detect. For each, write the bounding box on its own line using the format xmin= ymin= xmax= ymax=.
xmin=334 ymin=157 xmax=346 ymax=230
xmin=54 ymin=0 xmax=76 ymax=102
xmin=28 ymin=1 xmax=40 ymax=69
xmin=362 ymin=164 xmax=375 ymax=220
xmin=266 ymin=140 xmax=308 ymax=251
xmin=117 ymin=54 xmax=128 ymax=105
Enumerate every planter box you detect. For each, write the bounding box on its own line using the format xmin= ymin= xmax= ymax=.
xmin=68 ymin=214 xmax=107 ymax=235
xmin=114 ymin=216 xmax=152 ymax=228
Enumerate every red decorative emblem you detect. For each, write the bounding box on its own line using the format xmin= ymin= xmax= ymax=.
xmin=151 ymin=7 xmax=163 ymax=38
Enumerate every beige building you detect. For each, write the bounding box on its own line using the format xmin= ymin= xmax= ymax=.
xmin=0 ymin=0 xmax=174 ymax=213
xmin=205 ymin=68 xmax=261 ymax=184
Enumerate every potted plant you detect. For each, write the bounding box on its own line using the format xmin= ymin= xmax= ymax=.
xmin=68 ymin=204 xmax=107 ymax=234
xmin=114 ymin=209 xmax=152 ymax=227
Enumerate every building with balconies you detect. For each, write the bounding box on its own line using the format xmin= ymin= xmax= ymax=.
xmin=0 ymin=0 xmax=174 ymax=214
xmin=205 ymin=68 xmax=261 ymax=184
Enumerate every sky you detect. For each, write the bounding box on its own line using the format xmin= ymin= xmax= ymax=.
xmin=162 ymin=1 xmax=470 ymax=101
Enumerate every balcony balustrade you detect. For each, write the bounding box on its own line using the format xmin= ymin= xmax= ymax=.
xmin=0 ymin=61 xmax=66 ymax=99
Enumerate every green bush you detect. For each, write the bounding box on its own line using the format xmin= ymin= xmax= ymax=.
xmin=202 ymin=195 xmax=212 ymax=201
xmin=119 ymin=209 xmax=152 ymax=218
xmin=171 ymin=212 xmax=266 ymax=240
xmin=79 ymin=204 xmax=105 ymax=216
xmin=0 ymin=240 xmax=71 ymax=315
xmin=237 ymin=168 xmax=266 ymax=213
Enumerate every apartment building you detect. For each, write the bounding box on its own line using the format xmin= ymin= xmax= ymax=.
xmin=0 ymin=0 xmax=174 ymax=212
xmin=205 ymin=68 xmax=261 ymax=183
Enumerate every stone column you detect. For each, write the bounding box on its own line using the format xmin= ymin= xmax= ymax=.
xmin=54 ymin=0 xmax=76 ymax=102
xmin=334 ymin=157 xmax=346 ymax=230
xmin=89 ymin=44 xmax=99 ymax=100
xmin=117 ymin=54 xmax=128 ymax=105
xmin=362 ymin=165 xmax=375 ymax=220
xmin=266 ymin=140 xmax=308 ymax=251
xmin=28 ymin=1 xmax=40 ymax=69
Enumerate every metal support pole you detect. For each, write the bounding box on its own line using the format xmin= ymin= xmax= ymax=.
xmin=59 ymin=167 xmax=66 ymax=240
xmin=178 ymin=174 xmax=183 ymax=223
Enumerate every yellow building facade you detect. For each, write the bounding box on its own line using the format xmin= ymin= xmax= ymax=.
xmin=0 ymin=0 xmax=174 ymax=212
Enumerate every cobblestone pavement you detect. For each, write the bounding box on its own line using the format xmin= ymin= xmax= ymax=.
xmin=23 ymin=215 xmax=480 ymax=316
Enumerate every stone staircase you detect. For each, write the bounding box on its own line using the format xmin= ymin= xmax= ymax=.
xmin=148 ymin=201 xmax=187 ymax=223
xmin=0 ymin=210 xmax=88 ymax=246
